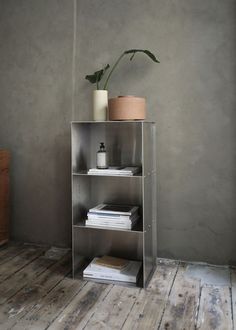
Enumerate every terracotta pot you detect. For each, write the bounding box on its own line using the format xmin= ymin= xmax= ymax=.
xmin=108 ymin=96 xmax=146 ymax=120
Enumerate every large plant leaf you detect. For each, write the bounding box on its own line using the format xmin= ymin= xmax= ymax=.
xmin=85 ymin=64 xmax=110 ymax=84
xmin=124 ymin=49 xmax=160 ymax=63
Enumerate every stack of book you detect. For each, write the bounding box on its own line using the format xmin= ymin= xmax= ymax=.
xmin=85 ymin=204 xmax=139 ymax=230
xmin=87 ymin=166 xmax=141 ymax=176
xmin=83 ymin=256 xmax=141 ymax=284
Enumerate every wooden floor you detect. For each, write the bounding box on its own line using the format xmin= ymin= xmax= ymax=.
xmin=0 ymin=243 xmax=235 ymax=330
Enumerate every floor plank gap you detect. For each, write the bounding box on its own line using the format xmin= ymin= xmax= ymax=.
xmin=81 ymin=284 xmax=114 ymax=330
xmin=157 ymin=262 xmax=180 ymax=330
xmin=194 ymin=285 xmax=203 ymax=329
xmin=231 ymin=268 xmax=236 ymax=330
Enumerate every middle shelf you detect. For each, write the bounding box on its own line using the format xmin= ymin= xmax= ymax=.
xmin=72 ymin=174 xmax=145 ymax=232
xmin=73 ymin=219 xmax=143 ymax=233
xmin=72 ymin=170 xmax=143 ymax=178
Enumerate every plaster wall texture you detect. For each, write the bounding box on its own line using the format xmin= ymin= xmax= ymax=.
xmin=0 ymin=0 xmax=235 ymax=263
xmin=0 ymin=0 xmax=73 ymax=246
xmin=75 ymin=0 xmax=236 ymax=264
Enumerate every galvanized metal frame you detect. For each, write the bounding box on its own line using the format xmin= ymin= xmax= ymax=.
xmin=71 ymin=121 xmax=157 ymax=288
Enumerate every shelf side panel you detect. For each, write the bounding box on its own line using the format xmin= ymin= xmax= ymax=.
xmin=142 ymin=122 xmax=157 ymax=286
xmin=72 ymin=123 xmax=91 ymax=172
xmin=143 ymin=122 xmax=155 ymax=176
xmin=72 ymin=176 xmax=92 ymax=225
xmin=143 ymin=173 xmax=156 ymax=285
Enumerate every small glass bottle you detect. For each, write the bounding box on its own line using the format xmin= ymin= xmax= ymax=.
xmin=96 ymin=142 xmax=108 ymax=169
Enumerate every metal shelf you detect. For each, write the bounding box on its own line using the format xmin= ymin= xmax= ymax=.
xmin=72 ymin=171 xmax=156 ymax=178
xmin=73 ymin=219 xmax=143 ymax=233
xmin=71 ymin=120 xmax=155 ymax=124
xmin=71 ymin=121 xmax=157 ymax=288
xmin=72 ymin=171 xmax=143 ymax=178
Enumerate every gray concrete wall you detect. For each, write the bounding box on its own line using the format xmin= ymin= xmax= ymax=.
xmin=75 ymin=0 xmax=236 ymax=265
xmin=0 ymin=0 xmax=235 ymax=264
xmin=0 ymin=0 xmax=73 ymax=247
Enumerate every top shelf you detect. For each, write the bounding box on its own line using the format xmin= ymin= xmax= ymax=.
xmin=71 ymin=121 xmax=155 ymax=175
xmin=71 ymin=120 xmax=155 ymax=124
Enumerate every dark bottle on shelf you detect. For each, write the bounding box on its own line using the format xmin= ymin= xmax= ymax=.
xmin=96 ymin=142 xmax=108 ymax=169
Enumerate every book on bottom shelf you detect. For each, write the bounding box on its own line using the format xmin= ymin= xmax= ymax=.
xmin=83 ymin=256 xmax=141 ymax=284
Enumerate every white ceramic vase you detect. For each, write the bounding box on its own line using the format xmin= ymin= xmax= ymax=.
xmin=93 ymin=90 xmax=108 ymax=121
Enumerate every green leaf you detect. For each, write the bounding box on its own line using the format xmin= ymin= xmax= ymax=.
xmin=85 ymin=64 xmax=110 ymax=84
xmin=124 ymin=49 xmax=160 ymax=63
xmin=85 ymin=73 xmax=98 ymax=84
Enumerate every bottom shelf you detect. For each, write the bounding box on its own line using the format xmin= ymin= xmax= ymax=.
xmin=73 ymin=256 xmax=144 ymax=288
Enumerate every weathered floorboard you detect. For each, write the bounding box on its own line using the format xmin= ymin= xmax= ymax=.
xmin=0 ymin=244 xmax=8 ymax=254
xmin=122 ymin=260 xmax=179 ymax=330
xmin=48 ymin=282 xmax=112 ymax=330
xmin=159 ymin=262 xmax=201 ymax=330
xmin=0 ymin=243 xmax=25 ymax=265
xmin=0 ymin=245 xmax=234 ymax=330
xmin=123 ymin=262 xmax=178 ymax=330
xmin=196 ymin=285 xmax=233 ymax=330
xmin=59 ymin=281 xmax=113 ymax=330
xmin=0 ymin=250 xmax=59 ymax=304
xmin=13 ymin=277 xmax=86 ymax=329
xmin=0 ymin=246 xmax=45 ymax=283
xmin=83 ymin=284 xmax=140 ymax=330
xmin=0 ymin=254 xmax=71 ymax=329
xmin=0 ymin=242 xmax=19 ymax=257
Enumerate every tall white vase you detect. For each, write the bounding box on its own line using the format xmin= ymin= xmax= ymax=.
xmin=93 ymin=90 xmax=108 ymax=121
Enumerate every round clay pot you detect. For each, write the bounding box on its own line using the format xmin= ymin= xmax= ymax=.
xmin=108 ymin=96 xmax=146 ymax=120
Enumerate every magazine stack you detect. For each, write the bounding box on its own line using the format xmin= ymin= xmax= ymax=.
xmin=87 ymin=166 xmax=141 ymax=176
xmin=85 ymin=204 xmax=140 ymax=230
xmin=83 ymin=256 xmax=141 ymax=284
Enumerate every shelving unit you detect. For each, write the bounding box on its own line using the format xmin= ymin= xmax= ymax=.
xmin=71 ymin=121 xmax=157 ymax=288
